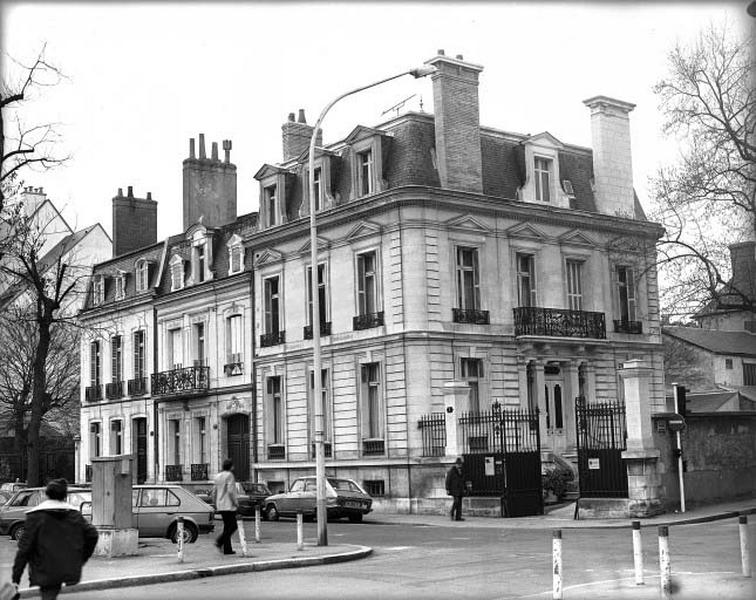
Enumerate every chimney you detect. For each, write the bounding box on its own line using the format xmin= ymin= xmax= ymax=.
xmin=112 ymin=187 xmax=157 ymax=257
xmin=583 ymin=95 xmax=637 ymax=218
xmin=729 ymin=241 xmax=756 ymax=298
xmin=281 ymin=108 xmax=322 ymax=162
xmin=424 ymin=50 xmax=484 ymax=193
xmin=183 ymin=134 xmax=237 ymax=230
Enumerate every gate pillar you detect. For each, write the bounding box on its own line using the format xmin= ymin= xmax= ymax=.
xmin=443 ymin=380 xmax=469 ymax=457
xmin=619 ymin=360 xmax=663 ymax=517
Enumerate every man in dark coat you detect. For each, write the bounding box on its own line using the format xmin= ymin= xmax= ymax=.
xmin=445 ymin=457 xmax=466 ymax=521
xmin=11 ymin=479 xmax=99 ymax=600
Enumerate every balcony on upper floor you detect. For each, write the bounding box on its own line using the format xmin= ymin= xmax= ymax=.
xmin=85 ymin=385 xmax=102 ymax=402
xmin=452 ymin=308 xmax=490 ymax=325
xmin=303 ymin=321 xmax=332 ymax=340
xmin=613 ymin=319 xmax=643 ymax=334
xmin=128 ymin=377 xmax=148 ymax=396
xmin=513 ymin=306 xmax=606 ymax=339
xmin=151 ymin=365 xmax=210 ymax=397
xmin=105 ymin=381 xmax=124 ymax=400
xmin=260 ymin=331 xmax=286 ymax=348
xmin=353 ymin=311 xmax=384 ymax=331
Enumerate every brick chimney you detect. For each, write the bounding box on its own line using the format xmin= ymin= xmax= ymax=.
xmin=281 ymin=109 xmax=322 ymax=162
xmin=424 ymin=50 xmax=484 ymax=193
xmin=729 ymin=241 xmax=756 ymax=297
xmin=182 ymin=134 xmax=237 ymax=230
xmin=112 ymin=186 xmax=157 ymax=257
xmin=583 ymin=96 xmax=637 ymax=218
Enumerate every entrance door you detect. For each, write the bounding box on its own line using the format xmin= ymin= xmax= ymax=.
xmin=133 ymin=418 xmax=148 ymax=484
xmin=544 ymin=366 xmax=567 ymax=454
xmin=226 ymin=414 xmax=250 ymax=481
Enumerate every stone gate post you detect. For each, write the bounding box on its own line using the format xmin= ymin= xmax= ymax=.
xmin=443 ymin=380 xmax=469 ymax=458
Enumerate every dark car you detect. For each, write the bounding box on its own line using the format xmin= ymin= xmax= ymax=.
xmin=195 ymin=481 xmax=271 ymax=517
xmin=263 ymin=477 xmax=372 ymax=523
xmin=0 ymin=487 xmax=90 ymax=541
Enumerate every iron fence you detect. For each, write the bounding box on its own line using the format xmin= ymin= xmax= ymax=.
xmin=458 ymin=407 xmax=540 ymax=454
xmin=418 ymin=412 xmax=446 ymax=457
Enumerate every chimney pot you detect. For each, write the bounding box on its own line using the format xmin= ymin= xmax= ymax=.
xmin=288 ymin=112 xmax=296 ymax=122
xmin=211 ymin=141 xmax=219 ymax=161
xmin=456 ymin=54 xmax=463 ymax=60
xmin=117 ymin=187 xmax=123 ymax=197
xmin=189 ymin=138 xmax=196 ymax=159
xmin=199 ymin=133 xmax=206 ymax=159
xmin=297 ymin=109 xmax=307 ymax=124
xmin=438 ymin=49 xmax=445 ymax=56
xmin=146 ymin=192 xmax=152 ymax=200
xmin=127 ymin=186 xmax=133 ymax=197
xmin=222 ymin=140 xmax=232 ymax=164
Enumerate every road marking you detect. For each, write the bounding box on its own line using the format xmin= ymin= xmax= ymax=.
xmin=383 ymin=546 xmax=412 ymax=551
xmin=450 ymin=537 xmax=470 ymax=540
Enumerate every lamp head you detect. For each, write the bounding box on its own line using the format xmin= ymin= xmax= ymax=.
xmin=409 ymin=65 xmax=437 ymax=78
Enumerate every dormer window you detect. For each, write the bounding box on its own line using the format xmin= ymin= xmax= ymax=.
xmin=114 ymin=272 xmax=126 ymax=300
xmin=92 ymin=276 xmax=105 ymax=305
xmin=264 ymin=185 xmax=277 ymax=227
xmin=254 ymin=164 xmax=289 ymax=229
xmin=517 ymin=132 xmax=569 ymax=208
xmin=189 ymin=228 xmax=213 ymax=285
xmin=135 ymin=260 xmax=150 ymax=292
xmin=358 ymin=150 xmax=374 ymax=196
xmin=196 ymin=244 xmax=206 ymax=283
xmin=169 ymin=255 xmax=184 ymax=291
xmin=345 ymin=126 xmax=386 ymax=202
xmin=227 ymin=234 xmax=244 ymax=275
xmin=534 ymin=157 xmax=552 ymax=203
xmin=313 ymin=167 xmax=322 ymax=211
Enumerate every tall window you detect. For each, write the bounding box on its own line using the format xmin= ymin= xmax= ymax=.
xmin=110 ymin=420 xmax=123 ymax=455
xmin=456 ymin=247 xmax=480 ymax=310
xmin=195 ymin=243 xmax=206 ymax=283
xmin=263 ymin=276 xmax=280 ymax=334
xmin=358 ymin=150 xmax=374 ymax=196
xmin=264 ymin=185 xmax=277 ymax=227
xmin=461 ymin=358 xmax=484 ymax=412
xmin=170 ymin=257 xmax=184 ymax=291
xmin=89 ymin=422 xmax=101 ymax=458
xmin=136 ymin=260 xmax=149 ymax=291
xmin=93 ymin=276 xmax=105 ymax=305
xmin=566 ymin=260 xmax=584 ymax=311
xmin=744 ymin=363 xmax=756 ymax=386
xmin=361 ymin=363 xmax=383 ymax=439
xmin=229 ymin=245 xmax=243 ymax=274
xmin=195 ymin=416 xmax=207 ymax=464
xmin=169 ymin=419 xmax=181 ymax=465
xmin=115 ymin=275 xmax=125 ymax=300
xmin=356 ymin=251 xmax=377 ymax=315
xmin=193 ymin=322 xmax=205 ymax=366
xmin=309 ymin=369 xmax=331 ymax=442
xmin=534 ymin=156 xmax=552 ymax=203
xmin=226 ymin=315 xmax=243 ymax=363
xmin=313 ymin=167 xmax=322 ymax=211
xmin=615 ymin=265 xmax=636 ymax=321
xmin=267 ymin=376 xmax=284 ymax=445
xmin=168 ymin=328 xmax=182 ymax=369
xmin=90 ymin=341 xmax=101 ymax=388
xmin=111 ymin=336 xmax=122 ymax=382
xmin=133 ymin=330 xmax=145 ymax=380
xmin=517 ymin=253 xmax=537 ymax=306
xmin=306 ymin=264 xmax=328 ymax=326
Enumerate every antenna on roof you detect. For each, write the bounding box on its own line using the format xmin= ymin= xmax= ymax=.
xmin=381 ymin=94 xmax=418 ymax=117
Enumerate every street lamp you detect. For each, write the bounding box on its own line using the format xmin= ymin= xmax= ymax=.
xmin=308 ymin=64 xmax=436 ymax=546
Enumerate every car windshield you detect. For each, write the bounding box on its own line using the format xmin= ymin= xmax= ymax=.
xmin=327 ymin=479 xmax=363 ymax=493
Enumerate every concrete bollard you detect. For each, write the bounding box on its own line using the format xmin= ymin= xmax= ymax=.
xmin=297 ymin=512 xmax=304 ymax=551
xmin=255 ymin=506 xmax=262 ymax=543
xmin=237 ymin=514 xmax=248 ymax=557
xmin=658 ymin=526 xmax=671 ymax=600
xmin=632 ymin=520 xmax=644 ymax=585
xmin=176 ymin=517 xmax=185 ymax=563
xmin=552 ymin=529 xmax=563 ymax=600
xmin=739 ymin=514 xmax=751 ymax=578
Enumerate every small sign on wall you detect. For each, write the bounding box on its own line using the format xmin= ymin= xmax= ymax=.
xmin=484 ymin=456 xmax=495 ymax=476
xmin=588 ymin=458 xmax=600 ymax=470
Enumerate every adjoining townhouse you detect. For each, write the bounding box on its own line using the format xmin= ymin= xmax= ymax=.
xmin=249 ymin=51 xmax=665 ymax=510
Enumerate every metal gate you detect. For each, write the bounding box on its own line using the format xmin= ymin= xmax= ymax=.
xmin=459 ymin=405 xmax=543 ymax=516
xmin=575 ymin=396 xmax=628 ymax=498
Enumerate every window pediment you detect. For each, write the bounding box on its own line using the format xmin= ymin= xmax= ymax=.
xmin=444 ymin=214 xmax=491 ymax=234
xmin=297 ymin=235 xmax=330 ymax=257
xmin=253 ymin=247 xmax=284 ymax=268
xmin=557 ymin=229 xmax=598 ymax=248
xmin=345 ymin=220 xmax=382 ymax=243
xmin=506 ymin=222 xmax=550 ymax=241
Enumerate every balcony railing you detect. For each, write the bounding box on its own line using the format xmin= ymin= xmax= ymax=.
xmin=151 ymin=366 xmax=210 ymax=397
xmin=191 ymin=463 xmax=209 ymax=481
xmin=223 ymin=362 xmax=244 ymax=376
xmin=362 ymin=439 xmax=385 ymax=456
xmin=128 ymin=377 xmax=148 ymax=396
xmin=105 ymin=381 xmax=124 ymax=400
xmin=452 ymin=308 xmax=490 ymax=325
xmin=260 ymin=330 xmax=286 ymax=348
xmin=303 ymin=321 xmax=332 ymax=340
xmin=310 ymin=442 xmax=333 ymax=459
xmin=85 ymin=385 xmax=102 ymax=402
xmin=613 ymin=319 xmax=643 ymax=334
xmin=513 ymin=306 xmax=606 ymax=339
xmin=165 ymin=464 xmax=183 ymax=481
xmin=267 ymin=445 xmax=286 ymax=460
xmin=353 ymin=311 xmax=384 ymax=331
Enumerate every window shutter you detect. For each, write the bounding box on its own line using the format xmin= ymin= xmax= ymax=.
xmin=627 ymin=267 xmax=637 ymax=321
xmin=90 ymin=342 xmax=97 ymax=386
xmin=530 ymin=256 xmax=538 ymax=306
xmin=111 ymin=338 xmax=117 ymax=381
xmin=357 ymin=256 xmax=366 ymax=313
xmin=472 ymin=249 xmax=481 ymax=309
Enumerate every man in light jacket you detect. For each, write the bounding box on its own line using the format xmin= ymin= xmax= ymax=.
xmin=213 ymin=458 xmax=239 ymax=554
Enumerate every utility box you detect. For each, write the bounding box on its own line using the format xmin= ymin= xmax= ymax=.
xmin=92 ymin=454 xmax=138 ymax=557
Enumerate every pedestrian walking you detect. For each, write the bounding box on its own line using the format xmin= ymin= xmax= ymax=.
xmin=10 ymin=479 xmax=99 ymax=600
xmin=446 ymin=457 xmax=466 ymax=521
xmin=214 ymin=458 xmax=239 ymax=555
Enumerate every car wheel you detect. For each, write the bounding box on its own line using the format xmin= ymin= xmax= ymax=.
xmin=266 ymin=503 xmax=279 ymax=521
xmin=348 ymin=513 xmax=363 ymax=523
xmin=10 ymin=523 xmax=25 ymax=541
xmin=170 ymin=521 xmax=198 ymax=544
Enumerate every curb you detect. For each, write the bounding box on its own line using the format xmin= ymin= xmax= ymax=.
xmin=18 ymin=545 xmax=372 ymax=598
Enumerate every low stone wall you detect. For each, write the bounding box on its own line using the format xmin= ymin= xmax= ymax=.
xmin=652 ymin=412 xmax=756 ymax=508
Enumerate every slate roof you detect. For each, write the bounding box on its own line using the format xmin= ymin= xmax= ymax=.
xmin=663 ymin=326 xmax=756 ymax=357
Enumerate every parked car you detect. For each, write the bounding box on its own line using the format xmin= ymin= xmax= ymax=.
xmin=0 ymin=487 xmax=90 ymax=541
xmin=195 ymin=482 xmax=272 ymax=517
xmin=263 ymin=477 xmax=372 ymax=522
xmin=0 ymin=491 xmax=14 ymax=507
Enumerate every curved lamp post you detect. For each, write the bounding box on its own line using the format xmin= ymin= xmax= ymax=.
xmin=308 ymin=65 xmax=436 ymax=546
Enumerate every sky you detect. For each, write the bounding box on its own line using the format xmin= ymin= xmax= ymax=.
xmin=2 ymin=1 xmax=749 ymax=240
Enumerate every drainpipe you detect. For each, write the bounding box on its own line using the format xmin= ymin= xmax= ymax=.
xmin=250 ymin=269 xmax=258 ymax=471
xmin=152 ymin=305 xmax=159 ymax=483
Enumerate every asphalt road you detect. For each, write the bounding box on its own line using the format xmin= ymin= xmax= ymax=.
xmin=4 ymin=517 xmax=755 ymax=599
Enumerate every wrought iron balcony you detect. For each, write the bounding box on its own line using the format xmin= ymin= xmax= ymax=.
xmin=267 ymin=444 xmax=286 ymax=460
xmin=85 ymin=385 xmax=102 ymax=402
xmin=310 ymin=442 xmax=333 ymax=459
xmin=128 ymin=377 xmax=148 ymax=396
xmin=191 ymin=463 xmax=209 ymax=481
xmin=613 ymin=319 xmax=643 ymax=334
xmin=105 ymin=381 xmax=124 ymax=400
xmin=150 ymin=366 xmax=209 ymax=397
xmin=453 ymin=308 xmax=490 ymax=325
xmin=260 ymin=330 xmax=286 ymax=348
xmin=362 ymin=439 xmax=385 ymax=456
xmin=165 ymin=464 xmax=183 ymax=481
xmin=303 ymin=321 xmax=332 ymax=339
xmin=353 ymin=311 xmax=384 ymax=331
xmin=513 ymin=306 xmax=606 ymax=339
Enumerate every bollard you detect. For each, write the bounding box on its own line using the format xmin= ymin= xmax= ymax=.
xmin=632 ymin=520 xmax=644 ymax=585
xmin=552 ymin=529 xmax=563 ymax=600
xmin=255 ymin=505 xmax=261 ymax=543
xmin=296 ymin=512 xmax=304 ymax=551
xmin=237 ymin=514 xmax=248 ymax=557
xmin=658 ymin=526 xmax=671 ymax=600
xmin=739 ymin=514 xmax=751 ymax=578
xmin=176 ymin=517 xmax=185 ymax=563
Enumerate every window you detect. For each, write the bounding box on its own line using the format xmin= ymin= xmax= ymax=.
xmin=195 ymin=416 xmax=207 ymax=464
xmin=267 ymin=376 xmax=284 ymax=445
xmin=264 ymin=185 xmax=277 ymax=227
xmin=169 ymin=419 xmax=181 ymax=464
xmin=313 ymin=167 xmax=322 ymax=211
xmin=170 ymin=256 xmax=184 ymax=291
xmin=363 ymin=480 xmax=385 ymax=497
xmin=566 ymin=260 xmax=584 ymax=311
xmin=615 ymin=265 xmax=636 ymax=321
xmin=517 ymin=253 xmax=537 ymax=307
xmin=360 ymin=363 xmax=383 ymax=440
xmin=356 ymin=251 xmax=378 ymax=315
xmin=725 ymin=358 xmax=733 ymax=370
xmin=110 ymin=420 xmax=123 ymax=455
xmin=228 ymin=236 xmax=244 ymax=275
xmin=92 ymin=276 xmax=105 ymax=305
xmin=89 ymin=422 xmax=101 ymax=458
xmin=195 ymin=243 xmax=206 ymax=283
xmin=745 ymin=363 xmax=756 ymax=386
xmin=90 ymin=341 xmax=101 ymax=388
xmin=133 ymin=330 xmax=145 ymax=379
xmin=461 ymin=358 xmax=484 ymax=412
xmin=136 ymin=260 xmax=149 ymax=292
xmin=306 ymin=264 xmax=328 ymax=327
xmin=193 ymin=322 xmax=205 ymax=366
xmin=115 ymin=274 xmax=125 ymax=300
xmin=309 ymin=369 xmax=331 ymax=443
xmin=111 ymin=336 xmax=122 ymax=382
xmin=168 ymin=328 xmax=182 ymax=369
xmin=745 ymin=321 xmax=756 ymax=334
xmin=358 ymin=150 xmax=374 ymax=196
xmin=226 ymin=315 xmax=243 ymax=364
xmin=456 ymin=247 xmax=480 ymax=310
xmin=534 ymin=156 xmax=552 ymax=202
xmin=264 ymin=276 xmax=281 ymax=334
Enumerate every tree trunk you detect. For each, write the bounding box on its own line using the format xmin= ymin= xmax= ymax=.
xmin=13 ymin=406 xmax=27 ymax=481
xmin=26 ymin=312 xmax=51 ymax=486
